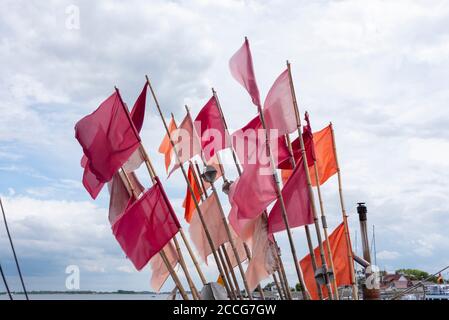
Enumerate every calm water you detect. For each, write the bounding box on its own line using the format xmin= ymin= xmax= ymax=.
xmin=0 ymin=293 xmax=175 ymax=300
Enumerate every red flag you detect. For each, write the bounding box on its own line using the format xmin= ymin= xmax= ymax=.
xmin=268 ymin=157 xmax=313 ymax=234
xmin=300 ymin=222 xmax=352 ymax=300
xmin=158 ymin=118 xmax=177 ymax=174
xmin=194 ymin=96 xmax=229 ymax=161
xmin=182 ymin=163 xmax=202 ymax=223
xmin=75 ymin=91 xmax=140 ymax=183
xmin=229 ymin=38 xmax=261 ymax=107
xmin=112 ymin=177 xmax=180 ymax=270
xmin=189 ymin=193 xmax=228 ymax=264
xmin=81 ymin=155 xmax=104 ymax=199
xmin=168 ymin=113 xmax=202 ymax=176
xmin=130 ymin=83 xmax=148 ymax=133
xmin=263 ymin=69 xmax=297 ymax=138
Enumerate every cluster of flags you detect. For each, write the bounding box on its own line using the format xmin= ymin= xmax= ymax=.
xmin=74 ymin=37 xmax=358 ymax=300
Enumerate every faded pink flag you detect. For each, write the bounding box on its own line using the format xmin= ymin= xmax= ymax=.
xmin=229 ymin=38 xmax=261 ymax=108
xmin=107 ymin=171 xmax=145 ymax=225
xmin=189 ymin=193 xmax=228 ymax=264
xmin=263 ymin=69 xmax=297 ymax=139
xmin=169 ymin=113 xmax=202 ymax=176
xmin=224 ymin=227 xmax=248 ymax=269
xmin=268 ymin=157 xmax=313 ymax=234
xmin=245 ymin=217 xmax=277 ymax=291
xmin=149 ymin=241 xmax=179 ymax=292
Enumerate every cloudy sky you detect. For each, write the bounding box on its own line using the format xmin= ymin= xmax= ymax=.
xmin=1 ymin=0 xmax=449 ymax=293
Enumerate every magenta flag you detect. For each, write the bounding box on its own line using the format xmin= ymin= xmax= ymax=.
xmin=194 ymin=96 xmax=229 ymax=161
xmin=168 ymin=113 xmax=202 ymax=176
xmin=149 ymin=241 xmax=179 ymax=292
xmin=263 ymin=69 xmax=297 ymax=138
xmin=268 ymin=157 xmax=313 ymax=234
xmin=229 ymin=38 xmax=261 ymax=108
xmin=130 ymin=83 xmax=148 ymax=133
xmin=112 ymin=177 xmax=180 ymax=270
xmin=189 ymin=193 xmax=228 ymax=264
xmin=231 ymin=141 xmax=277 ymax=220
xmin=75 ymin=91 xmax=140 ymax=183
xmin=81 ymin=155 xmax=104 ymax=199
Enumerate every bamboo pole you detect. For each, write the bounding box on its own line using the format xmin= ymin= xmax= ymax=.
xmin=272 ymin=270 xmax=283 ymax=299
xmin=145 ymin=76 xmax=234 ymax=299
xmin=212 ymin=88 xmax=293 ymax=300
xmin=284 ymin=133 xmax=324 ymax=300
xmin=312 ymin=161 xmax=340 ymax=299
xmin=119 ymin=167 xmax=189 ymax=300
xmin=329 ymin=122 xmax=359 ymax=300
xmin=191 ymin=161 xmax=240 ymax=300
xmin=0 ymin=198 xmax=28 ymax=300
xmin=185 ymin=106 xmax=253 ymax=300
xmin=172 ymin=235 xmax=201 ymax=300
xmin=255 ymin=105 xmax=309 ymax=298
xmin=286 ymin=61 xmax=334 ymax=299
xmin=138 ymin=141 xmax=208 ymax=287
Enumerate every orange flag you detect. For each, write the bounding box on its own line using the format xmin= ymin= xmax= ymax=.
xmin=182 ymin=163 xmax=202 ymax=223
xmin=299 ymin=222 xmax=352 ymax=300
xmin=310 ymin=125 xmax=337 ymax=186
xmin=158 ymin=118 xmax=177 ymax=173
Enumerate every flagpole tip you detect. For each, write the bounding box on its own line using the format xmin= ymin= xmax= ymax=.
xmin=145 ymin=74 xmax=149 ymax=82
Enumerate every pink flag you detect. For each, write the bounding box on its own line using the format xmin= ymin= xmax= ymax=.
xmin=229 ymin=38 xmax=261 ymax=108
xmin=107 ymin=172 xmax=145 ymax=225
xmin=112 ymin=177 xmax=180 ymax=270
xmin=245 ymin=217 xmax=277 ymax=291
xmin=231 ymin=141 xmax=277 ymax=220
xmin=189 ymin=193 xmax=228 ymax=264
xmin=168 ymin=113 xmax=202 ymax=176
xmin=194 ymin=96 xmax=229 ymax=161
xmin=268 ymin=157 xmax=313 ymax=234
xmin=149 ymin=241 xmax=179 ymax=292
xmin=231 ymin=115 xmax=290 ymax=171
xmin=224 ymin=227 xmax=248 ymax=269
xmin=75 ymin=91 xmax=140 ymax=183
xmin=263 ymin=69 xmax=297 ymax=139
xmin=228 ymin=178 xmax=259 ymax=242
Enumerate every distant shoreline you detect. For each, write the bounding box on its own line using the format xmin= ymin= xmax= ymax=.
xmin=0 ymin=291 xmax=175 ymax=295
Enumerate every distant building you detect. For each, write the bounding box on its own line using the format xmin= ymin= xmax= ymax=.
xmin=381 ymin=274 xmax=410 ymax=290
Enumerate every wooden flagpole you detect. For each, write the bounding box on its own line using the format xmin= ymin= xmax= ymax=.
xmin=212 ymin=88 xmax=292 ymax=300
xmin=286 ymin=61 xmax=334 ymax=299
xmin=145 ymin=76 xmax=234 ymax=299
xmin=209 ymin=153 xmax=266 ymax=300
xmin=0 ymin=197 xmax=28 ymax=300
xmin=284 ymin=133 xmax=324 ymax=300
xmin=118 ymin=167 xmax=189 ymax=300
xmin=185 ymin=106 xmax=253 ymax=300
xmin=135 ymin=147 xmax=204 ymax=299
xmin=114 ymin=86 xmax=197 ymax=300
xmin=312 ymin=158 xmax=340 ymax=299
xmin=191 ymin=161 xmax=241 ymax=300
xmin=145 ymin=114 xmax=208 ymax=287
xmin=252 ymin=93 xmax=310 ymax=300
xmin=329 ymin=122 xmax=359 ymax=300
xmin=0 ymin=262 xmax=12 ymax=300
